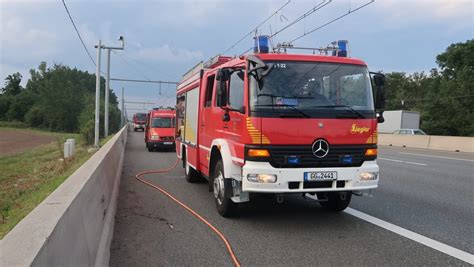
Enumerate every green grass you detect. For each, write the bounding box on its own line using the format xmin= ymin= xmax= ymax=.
xmin=0 ymin=127 xmax=116 ymax=238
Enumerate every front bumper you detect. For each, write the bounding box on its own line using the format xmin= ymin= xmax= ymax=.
xmin=242 ymin=160 xmax=379 ymax=193
xmin=148 ymin=141 xmax=175 ymax=147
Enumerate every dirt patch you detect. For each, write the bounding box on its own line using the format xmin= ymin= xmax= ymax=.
xmin=0 ymin=129 xmax=57 ymax=156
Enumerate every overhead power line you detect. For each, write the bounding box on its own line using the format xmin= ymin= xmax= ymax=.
xmin=61 ymin=0 xmax=96 ymax=66
xmin=110 ymin=77 xmax=179 ymax=85
xmin=221 ymin=0 xmax=291 ymax=55
xmin=290 ymin=0 xmax=374 ymax=43
xmin=270 ymin=0 xmax=331 ymax=38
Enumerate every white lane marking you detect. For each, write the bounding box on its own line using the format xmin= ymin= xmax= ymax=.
xmin=399 ymin=152 xmax=474 ymax=162
xmin=344 ymin=208 xmax=474 ymax=265
xmin=405 ymin=161 xmax=428 ymax=166
xmin=379 ymin=157 xmax=427 ymax=166
xmin=379 ymin=157 xmax=403 ymax=163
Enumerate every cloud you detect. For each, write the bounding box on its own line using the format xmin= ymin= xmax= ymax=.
xmin=131 ymin=44 xmax=203 ymax=63
xmin=375 ymin=0 xmax=472 ymax=24
xmin=0 ymin=14 xmax=58 ymax=60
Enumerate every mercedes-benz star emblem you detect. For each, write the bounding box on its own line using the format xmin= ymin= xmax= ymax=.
xmin=312 ymin=139 xmax=329 ymax=158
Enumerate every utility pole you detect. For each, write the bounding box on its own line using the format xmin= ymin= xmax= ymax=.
xmin=105 ymin=48 xmax=111 ymax=136
xmin=121 ymin=87 xmax=124 ymax=127
xmin=94 ymin=40 xmax=102 ymax=147
xmin=103 ymin=36 xmax=125 ymax=136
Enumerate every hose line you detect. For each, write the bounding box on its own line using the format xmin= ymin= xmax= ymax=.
xmin=135 ymin=157 xmax=241 ymax=267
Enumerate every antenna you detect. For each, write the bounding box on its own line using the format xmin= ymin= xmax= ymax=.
xmin=290 ymin=0 xmax=375 ymax=43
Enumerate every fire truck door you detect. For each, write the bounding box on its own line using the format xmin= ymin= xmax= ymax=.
xmin=199 ymin=73 xmax=216 ymax=175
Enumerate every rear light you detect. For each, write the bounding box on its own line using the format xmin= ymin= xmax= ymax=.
xmin=365 ymin=148 xmax=377 ymax=156
xmin=248 ymin=149 xmax=270 ymax=157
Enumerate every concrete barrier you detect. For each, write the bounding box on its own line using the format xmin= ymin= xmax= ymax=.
xmin=378 ymin=133 xmax=474 ymax=153
xmin=428 ymin=135 xmax=474 ymax=152
xmin=0 ymin=125 xmax=128 ymax=267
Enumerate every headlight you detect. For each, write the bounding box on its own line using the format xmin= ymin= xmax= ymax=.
xmin=247 ymin=174 xmax=277 ymax=183
xmin=151 ymin=135 xmax=159 ymax=140
xmin=359 ymin=172 xmax=378 ymax=181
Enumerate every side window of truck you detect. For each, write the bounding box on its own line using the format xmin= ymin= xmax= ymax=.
xmin=228 ymin=70 xmax=244 ymax=109
xmin=204 ymin=75 xmax=215 ymax=107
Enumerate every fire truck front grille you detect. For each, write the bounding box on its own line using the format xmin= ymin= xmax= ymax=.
xmin=160 ymin=136 xmax=174 ymax=141
xmin=254 ymin=144 xmax=376 ymax=168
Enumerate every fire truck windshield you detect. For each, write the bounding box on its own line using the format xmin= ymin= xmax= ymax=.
xmin=151 ymin=117 xmax=174 ymax=128
xmin=249 ymin=61 xmax=375 ymax=118
xmin=136 ymin=113 xmax=146 ymax=121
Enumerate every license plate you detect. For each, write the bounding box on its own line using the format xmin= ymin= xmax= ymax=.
xmin=304 ymin=171 xmax=337 ymax=181
xmin=163 ymin=142 xmax=173 ymax=145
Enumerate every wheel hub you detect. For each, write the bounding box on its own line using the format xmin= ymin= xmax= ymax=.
xmin=213 ymin=172 xmax=225 ymax=205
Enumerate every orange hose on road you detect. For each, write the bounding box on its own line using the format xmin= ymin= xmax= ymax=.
xmin=135 ymin=158 xmax=241 ymax=267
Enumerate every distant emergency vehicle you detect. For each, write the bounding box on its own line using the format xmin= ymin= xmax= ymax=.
xmin=132 ymin=113 xmax=147 ymax=131
xmin=144 ymin=108 xmax=176 ymax=152
xmin=175 ymin=38 xmax=386 ymax=216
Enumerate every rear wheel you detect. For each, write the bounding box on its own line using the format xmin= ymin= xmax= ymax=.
xmin=184 ymin=156 xmax=201 ymax=183
xmin=317 ymin=191 xmax=352 ymax=212
xmin=212 ymin=160 xmax=236 ymax=217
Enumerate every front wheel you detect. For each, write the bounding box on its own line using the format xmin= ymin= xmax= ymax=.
xmin=147 ymin=144 xmax=153 ymax=152
xmin=212 ymin=160 xmax=236 ymax=217
xmin=317 ymin=191 xmax=352 ymax=212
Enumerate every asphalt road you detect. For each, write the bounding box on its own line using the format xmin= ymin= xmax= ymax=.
xmin=110 ymin=131 xmax=473 ymax=266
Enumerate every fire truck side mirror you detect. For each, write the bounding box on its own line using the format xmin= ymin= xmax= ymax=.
xmin=372 ymin=73 xmax=386 ymax=111
xmin=216 ymin=81 xmax=228 ymax=107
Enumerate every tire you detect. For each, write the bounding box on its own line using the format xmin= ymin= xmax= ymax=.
xmin=133 ymin=128 xmax=137 ymax=132
xmin=184 ymin=157 xmax=201 ymax=183
xmin=212 ymin=160 xmax=236 ymax=217
xmin=317 ymin=191 xmax=352 ymax=212
xmin=147 ymin=143 xmax=153 ymax=152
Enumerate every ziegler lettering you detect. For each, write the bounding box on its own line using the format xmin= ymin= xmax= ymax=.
xmin=351 ymin=124 xmax=370 ymax=134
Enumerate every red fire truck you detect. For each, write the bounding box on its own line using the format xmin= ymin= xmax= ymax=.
xmin=132 ymin=113 xmax=147 ymax=131
xmin=144 ymin=108 xmax=176 ymax=152
xmin=175 ymin=39 xmax=386 ymax=217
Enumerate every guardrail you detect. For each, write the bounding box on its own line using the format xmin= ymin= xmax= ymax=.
xmin=378 ymin=133 xmax=474 ymax=153
xmin=0 ymin=125 xmax=128 ymax=267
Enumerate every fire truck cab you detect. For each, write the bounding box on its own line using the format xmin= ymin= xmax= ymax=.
xmin=175 ymin=39 xmax=386 ymax=217
xmin=144 ymin=108 xmax=176 ymax=152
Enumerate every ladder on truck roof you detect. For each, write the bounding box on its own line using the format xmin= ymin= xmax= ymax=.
xmin=180 ymin=55 xmax=233 ymax=83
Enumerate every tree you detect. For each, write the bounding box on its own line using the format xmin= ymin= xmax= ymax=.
xmin=1 ymin=73 xmax=23 ymax=96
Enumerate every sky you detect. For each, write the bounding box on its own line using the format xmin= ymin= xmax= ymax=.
xmin=0 ymin=0 xmax=473 ymax=117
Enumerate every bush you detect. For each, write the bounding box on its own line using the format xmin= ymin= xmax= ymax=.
xmin=80 ymin=119 xmax=95 ymax=145
xmin=25 ymin=106 xmax=45 ymax=127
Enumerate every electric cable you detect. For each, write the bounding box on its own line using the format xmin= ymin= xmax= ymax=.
xmin=61 ymin=0 xmax=96 ymax=66
xmin=221 ymin=0 xmax=291 ymax=55
xmin=270 ymin=0 xmax=331 ymax=38
xmin=290 ymin=0 xmax=375 ymax=43
xmin=135 ymin=158 xmax=241 ymax=267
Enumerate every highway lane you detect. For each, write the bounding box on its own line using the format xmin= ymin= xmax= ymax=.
xmin=351 ymin=145 xmax=473 ymax=254
xmin=110 ymin=132 xmax=471 ymax=266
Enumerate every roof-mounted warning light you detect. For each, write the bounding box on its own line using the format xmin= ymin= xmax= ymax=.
xmin=254 ymin=35 xmax=270 ymax=53
xmin=331 ymin=40 xmax=349 ymax=57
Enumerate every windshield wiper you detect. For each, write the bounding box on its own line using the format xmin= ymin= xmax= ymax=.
xmin=314 ymin=105 xmax=365 ymax=118
xmin=254 ymin=104 xmax=311 ymax=118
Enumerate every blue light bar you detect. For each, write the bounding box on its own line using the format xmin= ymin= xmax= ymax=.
xmin=332 ymin=40 xmax=349 ymax=57
xmin=254 ymin=35 xmax=270 ymax=53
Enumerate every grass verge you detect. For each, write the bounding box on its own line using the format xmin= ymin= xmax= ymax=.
xmin=0 ymin=127 xmax=116 ymax=238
